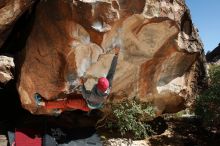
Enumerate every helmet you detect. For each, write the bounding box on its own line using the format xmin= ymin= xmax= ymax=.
xmin=97 ymin=77 xmax=109 ymax=92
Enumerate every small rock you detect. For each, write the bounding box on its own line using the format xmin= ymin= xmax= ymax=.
xmin=0 ymin=56 xmax=15 ymax=84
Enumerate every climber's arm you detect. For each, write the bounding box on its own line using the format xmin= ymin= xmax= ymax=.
xmin=81 ymin=84 xmax=91 ymax=99
xmin=79 ymin=77 xmax=91 ymax=99
xmin=106 ymin=47 xmax=120 ymax=87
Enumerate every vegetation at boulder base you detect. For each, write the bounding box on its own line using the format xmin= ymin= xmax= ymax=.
xmin=105 ymin=99 xmax=156 ymax=139
xmin=195 ymin=65 xmax=220 ymax=127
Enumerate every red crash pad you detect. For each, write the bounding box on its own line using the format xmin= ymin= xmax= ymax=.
xmin=15 ymin=128 xmax=42 ymax=146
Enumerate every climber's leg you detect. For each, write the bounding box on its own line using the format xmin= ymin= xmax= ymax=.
xmin=45 ymin=100 xmax=67 ymax=109
xmin=44 ymin=98 xmax=90 ymax=112
xmin=66 ymin=98 xmax=90 ymax=112
xmin=34 ymin=92 xmax=90 ymax=112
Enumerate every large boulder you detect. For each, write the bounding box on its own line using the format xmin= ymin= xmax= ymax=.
xmin=17 ymin=0 xmax=206 ymax=115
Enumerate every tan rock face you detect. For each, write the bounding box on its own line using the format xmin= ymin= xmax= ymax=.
xmin=16 ymin=0 xmax=205 ymax=115
xmin=0 ymin=56 xmax=14 ymax=84
xmin=0 ymin=0 xmax=36 ymax=48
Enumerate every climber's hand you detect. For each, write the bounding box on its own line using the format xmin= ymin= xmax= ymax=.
xmin=114 ymin=47 xmax=120 ymax=56
xmin=79 ymin=77 xmax=87 ymax=85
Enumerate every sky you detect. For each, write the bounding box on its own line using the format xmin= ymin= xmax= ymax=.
xmin=185 ymin=0 xmax=220 ymax=53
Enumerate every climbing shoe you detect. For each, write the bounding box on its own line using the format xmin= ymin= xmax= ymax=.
xmin=34 ymin=93 xmax=45 ymax=106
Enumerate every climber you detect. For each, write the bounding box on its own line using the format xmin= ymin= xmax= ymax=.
xmin=35 ymin=46 xmax=120 ymax=114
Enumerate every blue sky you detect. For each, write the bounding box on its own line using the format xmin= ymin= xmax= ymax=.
xmin=185 ymin=0 xmax=220 ymax=53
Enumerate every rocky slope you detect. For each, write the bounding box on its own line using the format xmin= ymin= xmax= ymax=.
xmin=0 ymin=0 xmax=206 ymax=115
xmin=206 ymin=43 xmax=220 ymax=64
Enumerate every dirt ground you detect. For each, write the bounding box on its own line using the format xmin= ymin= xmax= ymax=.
xmin=100 ymin=116 xmax=220 ymax=146
xmin=148 ymin=117 xmax=220 ymax=146
xmin=0 ymin=83 xmax=219 ymax=146
xmin=0 ymin=113 xmax=219 ymax=146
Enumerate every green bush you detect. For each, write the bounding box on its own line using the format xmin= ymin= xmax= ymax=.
xmin=107 ymin=99 xmax=155 ymax=139
xmin=195 ymin=65 xmax=220 ymax=126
